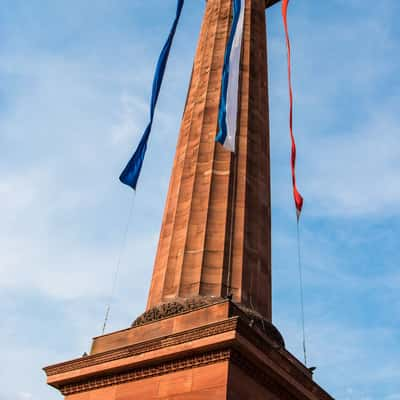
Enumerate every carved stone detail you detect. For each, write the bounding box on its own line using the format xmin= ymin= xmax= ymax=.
xmin=132 ymin=296 xmax=226 ymax=327
xmin=131 ymin=296 xmax=284 ymax=349
xmin=47 ymin=316 xmax=330 ymax=399
xmin=59 ymin=350 xmax=231 ymax=395
xmin=44 ymin=318 xmax=238 ymax=376
xmin=230 ymin=302 xmax=285 ymax=348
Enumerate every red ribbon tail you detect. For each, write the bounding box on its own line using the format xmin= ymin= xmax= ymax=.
xmin=283 ymin=0 xmax=303 ymax=220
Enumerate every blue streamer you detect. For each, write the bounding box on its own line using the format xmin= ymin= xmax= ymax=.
xmin=120 ymin=0 xmax=184 ymax=190
xmin=216 ymin=0 xmax=241 ymax=146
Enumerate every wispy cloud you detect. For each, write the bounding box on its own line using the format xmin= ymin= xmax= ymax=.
xmin=0 ymin=1 xmax=399 ymax=400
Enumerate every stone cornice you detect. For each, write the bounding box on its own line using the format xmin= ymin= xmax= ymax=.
xmin=59 ymin=349 xmax=231 ymax=396
xmin=56 ymin=347 xmax=332 ymax=399
xmin=45 ymin=315 xmax=286 ymax=379
xmin=45 ymin=314 xmax=332 ymax=399
xmin=44 ymin=317 xmax=238 ymax=377
xmin=235 ymin=319 xmax=311 ymax=380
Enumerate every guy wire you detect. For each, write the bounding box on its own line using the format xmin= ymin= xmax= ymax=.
xmin=226 ymin=151 xmax=238 ymax=297
xmin=102 ymin=191 xmax=136 ymax=335
xmin=296 ymin=218 xmax=307 ymax=366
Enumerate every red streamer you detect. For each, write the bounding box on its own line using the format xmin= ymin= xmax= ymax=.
xmin=282 ymin=0 xmax=303 ymax=219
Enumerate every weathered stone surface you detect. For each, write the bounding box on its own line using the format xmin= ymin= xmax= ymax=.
xmin=147 ymin=0 xmax=272 ymax=322
xmin=44 ymin=301 xmax=333 ymax=399
xmin=132 ymin=296 xmax=225 ymax=327
xmin=132 ymin=297 xmax=285 ymax=348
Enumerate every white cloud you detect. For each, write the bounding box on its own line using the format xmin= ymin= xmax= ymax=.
xmin=267 ymin=0 xmax=400 ymax=219
xmin=110 ymin=93 xmax=148 ymax=145
xmin=302 ymin=104 xmax=400 ymax=217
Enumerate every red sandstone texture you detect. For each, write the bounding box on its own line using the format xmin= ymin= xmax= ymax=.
xmin=45 ymin=301 xmax=333 ymax=399
xmin=147 ymin=0 xmax=272 ymax=321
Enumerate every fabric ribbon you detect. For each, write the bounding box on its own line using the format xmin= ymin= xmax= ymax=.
xmin=215 ymin=0 xmax=245 ymax=152
xmin=282 ymin=0 xmax=303 ymax=218
xmin=120 ymin=0 xmax=184 ymax=190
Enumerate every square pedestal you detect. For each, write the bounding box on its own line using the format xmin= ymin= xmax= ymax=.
xmin=44 ymin=299 xmax=333 ymax=399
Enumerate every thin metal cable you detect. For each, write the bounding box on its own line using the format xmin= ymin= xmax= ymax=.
xmin=296 ymin=218 xmax=307 ymax=366
xmin=226 ymin=152 xmax=238 ymax=296
xmin=101 ymin=191 xmax=136 ymax=334
xmin=226 ymin=1 xmax=244 ymax=296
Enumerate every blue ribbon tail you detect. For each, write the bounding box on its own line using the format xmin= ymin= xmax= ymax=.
xmin=119 ymin=124 xmax=151 ymax=190
xmin=119 ymin=0 xmax=184 ymax=190
xmin=216 ymin=0 xmax=241 ymax=146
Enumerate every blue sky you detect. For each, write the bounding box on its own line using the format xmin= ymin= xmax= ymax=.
xmin=0 ymin=1 xmax=399 ymax=399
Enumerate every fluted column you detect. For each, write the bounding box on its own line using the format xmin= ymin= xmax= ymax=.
xmin=147 ymin=0 xmax=272 ymax=321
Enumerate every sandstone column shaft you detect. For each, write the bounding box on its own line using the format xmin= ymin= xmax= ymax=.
xmin=147 ymin=0 xmax=272 ymax=321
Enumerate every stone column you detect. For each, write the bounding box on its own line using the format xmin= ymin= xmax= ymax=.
xmin=44 ymin=3 xmax=334 ymax=399
xmin=147 ymin=0 xmax=272 ymax=321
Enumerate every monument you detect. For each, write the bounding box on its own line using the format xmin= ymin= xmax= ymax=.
xmin=44 ymin=1 xmax=334 ymax=398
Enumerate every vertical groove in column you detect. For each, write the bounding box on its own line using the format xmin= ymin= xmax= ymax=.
xmin=243 ymin=0 xmax=271 ymax=319
xmin=264 ymin=13 xmax=272 ymax=320
xmin=199 ymin=5 xmax=233 ymax=298
xmin=147 ymin=0 xmax=272 ymax=320
xmin=147 ymin=3 xmax=213 ymax=307
xmin=229 ymin=0 xmax=252 ymax=305
xmin=163 ymin=0 xmax=221 ymax=298
xmin=255 ymin=4 xmax=271 ymax=319
xmin=181 ymin=0 xmax=232 ymax=298
xmin=243 ymin=0 xmax=258 ymax=314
